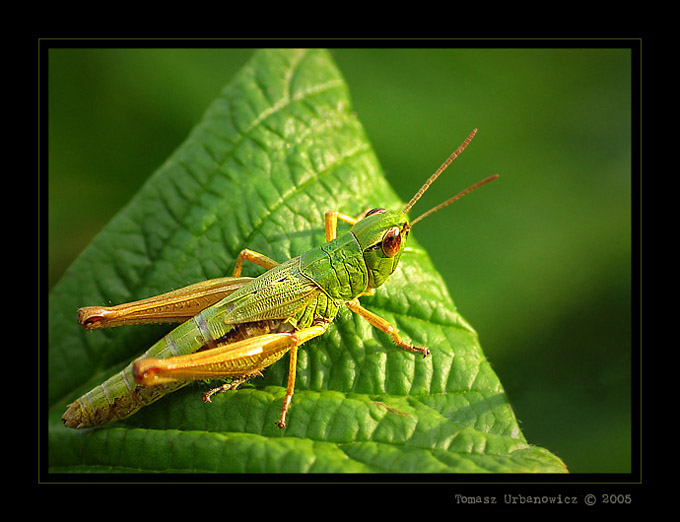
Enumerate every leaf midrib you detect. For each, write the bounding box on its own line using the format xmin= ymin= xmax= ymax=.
xmin=120 ymin=56 xmax=349 ymax=297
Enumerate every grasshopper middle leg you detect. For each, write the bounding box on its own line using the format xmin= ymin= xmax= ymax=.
xmin=232 ymin=248 xmax=279 ymax=277
xmin=202 ymin=370 xmax=264 ymax=403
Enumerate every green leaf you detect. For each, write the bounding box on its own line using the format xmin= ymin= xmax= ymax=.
xmin=48 ymin=49 xmax=567 ymax=474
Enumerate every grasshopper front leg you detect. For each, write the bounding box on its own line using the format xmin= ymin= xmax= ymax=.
xmin=346 ymin=299 xmax=430 ymax=357
xmin=324 ymin=210 xmax=361 ymax=242
xmin=325 ymin=209 xmax=430 ymax=357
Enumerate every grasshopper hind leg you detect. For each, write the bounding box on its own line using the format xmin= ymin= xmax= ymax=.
xmin=201 ymin=322 xmax=332 ymax=428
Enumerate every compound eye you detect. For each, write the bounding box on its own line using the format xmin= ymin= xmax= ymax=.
xmin=381 ymin=226 xmax=402 ymax=257
xmin=365 ymin=208 xmax=386 ymax=217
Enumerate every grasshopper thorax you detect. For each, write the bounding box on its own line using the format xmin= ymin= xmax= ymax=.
xmin=351 ymin=208 xmax=410 ymax=289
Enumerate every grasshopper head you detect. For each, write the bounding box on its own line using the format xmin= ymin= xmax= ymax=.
xmin=353 ymin=129 xmax=498 ymax=290
xmin=351 ymin=208 xmax=410 ymax=289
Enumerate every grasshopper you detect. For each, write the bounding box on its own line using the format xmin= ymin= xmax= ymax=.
xmin=62 ymin=129 xmax=498 ymax=429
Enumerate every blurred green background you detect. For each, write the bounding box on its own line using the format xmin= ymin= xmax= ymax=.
xmin=47 ymin=47 xmax=633 ymax=473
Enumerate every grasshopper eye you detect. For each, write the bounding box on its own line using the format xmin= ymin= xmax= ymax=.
xmin=381 ymin=226 xmax=402 ymax=257
xmin=365 ymin=208 xmax=385 ymax=217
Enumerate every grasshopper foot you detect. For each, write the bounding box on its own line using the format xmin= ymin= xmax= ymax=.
xmin=412 ymin=345 xmax=431 ymax=357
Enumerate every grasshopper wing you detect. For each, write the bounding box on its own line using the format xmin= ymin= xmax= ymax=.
xmin=216 ymin=257 xmax=323 ymax=324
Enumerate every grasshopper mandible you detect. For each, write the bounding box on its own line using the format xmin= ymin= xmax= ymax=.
xmin=62 ymin=128 xmax=498 ymax=429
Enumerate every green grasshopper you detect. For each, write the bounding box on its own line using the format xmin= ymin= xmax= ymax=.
xmin=62 ymin=129 xmax=498 ymax=429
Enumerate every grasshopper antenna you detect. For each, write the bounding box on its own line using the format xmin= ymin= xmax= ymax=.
xmin=409 ymin=174 xmax=499 ymax=227
xmin=402 ymin=128 xmax=478 ymax=214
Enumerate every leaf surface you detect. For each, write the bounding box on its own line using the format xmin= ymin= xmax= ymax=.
xmin=48 ymin=49 xmax=567 ymax=474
